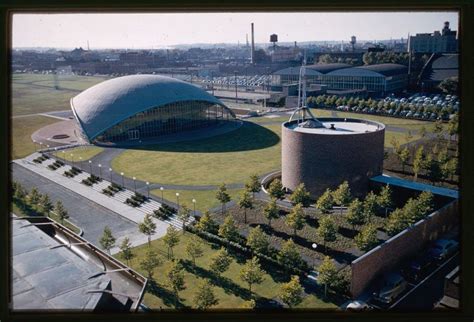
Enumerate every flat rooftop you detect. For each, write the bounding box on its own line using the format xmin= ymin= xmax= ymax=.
xmin=287 ymin=118 xmax=383 ymax=135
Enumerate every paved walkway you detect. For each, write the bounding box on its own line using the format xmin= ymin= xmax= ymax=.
xmin=13 ymin=153 xmax=191 ymax=253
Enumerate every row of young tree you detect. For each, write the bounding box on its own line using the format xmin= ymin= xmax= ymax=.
xmin=11 ymin=181 xmax=70 ymax=224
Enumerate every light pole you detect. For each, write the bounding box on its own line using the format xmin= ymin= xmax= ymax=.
xmin=160 ymin=187 xmax=164 ymax=203
xmin=61 ymin=150 xmax=65 ymax=161
xmin=109 ymin=168 xmax=113 ymax=183
xmin=88 ymin=160 xmax=92 ymax=174
xmin=176 ymin=192 xmax=180 ymax=211
xmin=33 ymin=140 xmax=37 ymax=152
xmin=79 ymin=157 xmax=82 ymax=170
xmin=70 ymin=153 xmax=74 ymax=167
xmin=39 ymin=142 xmax=43 ymax=152
xmin=312 ymin=243 xmax=318 ymax=268
xmin=234 ymin=71 xmax=238 ymax=103
xmin=133 ymin=177 xmax=136 ymax=192
xmin=146 ymin=182 xmax=150 ymax=198
xmin=192 ymin=198 xmax=196 ymax=216
xmin=98 ymin=164 xmax=102 ymax=178
xmin=121 ymin=172 xmax=124 ymax=187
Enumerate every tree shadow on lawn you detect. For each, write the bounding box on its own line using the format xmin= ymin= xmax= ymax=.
xmin=338 ymin=226 xmax=358 ymax=239
xmin=146 ymin=279 xmax=187 ymax=309
xmin=127 ymin=121 xmax=280 ymax=153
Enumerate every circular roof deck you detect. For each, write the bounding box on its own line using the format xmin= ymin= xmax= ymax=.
xmin=285 ymin=118 xmax=385 ymax=135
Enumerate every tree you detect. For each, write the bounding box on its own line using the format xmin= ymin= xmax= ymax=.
xmin=196 ymin=211 xmax=217 ymax=233
xmin=240 ymin=299 xmax=256 ymax=309
xmin=54 ymin=200 xmax=69 ymax=224
xmin=268 ymin=179 xmax=285 ymax=200
xmin=193 ymin=279 xmax=219 ymax=309
xmin=238 ymin=190 xmax=253 ymax=224
xmin=377 ymin=184 xmax=393 ymax=217
xmin=29 ymin=187 xmax=41 ymax=205
xmin=318 ymin=54 xmax=336 ymax=64
xmin=218 ymin=215 xmax=240 ymax=244
xmin=39 ymin=194 xmax=53 ymax=217
xmin=246 ymin=225 xmax=269 ymax=254
xmin=332 ymin=181 xmax=352 ymax=215
xmin=417 ymin=191 xmax=434 ymax=218
xmin=433 ymin=120 xmax=444 ymax=141
xmin=345 ymin=199 xmax=366 ymax=231
xmin=354 ymin=224 xmax=379 ymax=251
xmin=138 ymin=214 xmax=157 ymax=247
xmin=13 ymin=183 xmax=27 ymax=200
xmin=385 ymin=208 xmax=409 ymax=236
xmin=363 ymin=191 xmax=378 ymax=223
xmin=438 ymin=76 xmax=459 ymax=95
xmin=316 ymin=189 xmax=334 ymax=214
xmin=178 ymin=204 xmax=192 ymax=234
xmin=185 ymin=237 xmax=204 ymax=265
xmin=278 ymin=239 xmax=303 ymax=269
xmin=446 ymin=157 xmax=458 ymax=181
xmin=403 ymin=198 xmax=424 ymax=224
xmin=119 ymin=237 xmax=135 ymax=266
xmin=413 ymin=146 xmax=425 ymax=181
xmin=246 ymin=174 xmax=261 ymax=199
xmin=279 ymin=275 xmax=304 ymax=308
xmin=239 ymin=256 xmax=265 ymax=293
xmin=398 ymin=147 xmax=410 ymax=173
xmin=316 ymin=216 xmax=337 ymax=253
xmin=289 ymin=183 xmax=311 ymax=207
xmin=318 ymin=256 xmax=338 ymax=297
xmin=166 ymin=260 xmax=186 ymax=304
xmin=140 ymin=249 xmax=162 ymax=279
xmin=99 ymin=226 xmax=116 ymax=254
xmin=447 ymin=114 xmax=459 ymax=144
xmin=424 ymin=154 xmax=442 ymax=185
xmin=285 ymin=203 xmax=306 ymax=236
xmin=209 ymin=247 xmax=233 ymax=276
xmin=263 ymin=198 xmax=279 ymax=228
xmin=419 ymin=126 xmax=427 ymax=140
xmin=216 ymin=183 xmax=231 ymax=215
xmin=405 ymin=130 xmax=413 ymax=144
xmin=163 ymin=226 xmax=180 ymax=259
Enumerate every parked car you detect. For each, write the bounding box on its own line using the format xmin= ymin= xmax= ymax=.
xmin=428 ymin=239 xmax=459 ymax=261
xmin=372 ymin=273 xmax=408 ymax=304
xmin=401 ymin=254 xmax=435 ymax=282
xmin=345 ymin=300 xmax=373 ymax=311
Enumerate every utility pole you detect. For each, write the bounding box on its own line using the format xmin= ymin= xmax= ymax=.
xmin=234 ymin=71 xmax=238 ymax=103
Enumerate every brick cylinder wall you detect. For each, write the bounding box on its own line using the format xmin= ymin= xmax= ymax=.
xmin=281 ymin=118 xmax=385 ymax=198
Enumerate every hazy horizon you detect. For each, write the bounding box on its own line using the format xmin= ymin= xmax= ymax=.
xmin=12 ymin=12 xmax=459 ymax=50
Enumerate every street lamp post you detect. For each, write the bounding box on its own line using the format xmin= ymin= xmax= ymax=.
xmin=133 ymin=177 xmax=136 ymax=192
xmin=88 ymin=160 xmax=92 ymax=174
xmin=70 ymin=154 xmax=74 ymax=167
xmin=61 ymin=150 xmax=65 ymax=161
xmin=312 ymin=243 xmax=318 ymax=268
xmin=192 ymin=198 xmax=196 ymax=216
xmin=109 ymin=168 xmax=113 ymax=183
xmin=160 ymin=187 xmax=164 ymax=203
xmin=79 ymin=157 xmax=82 ymax=170
xmin=146 ymin=182 xmax=150 ymax=198
xmin=234 ymin=71 xmax=238 ymax=103
xmin=98 ymin=164 xmax=102 ymax=178
xmin=121 ymin=172 xmax=124 ymax=188
xmin=176 ymin=192 xmax=180 ymax=211
xmin=33 ymin=140 xmax=37 ymax=152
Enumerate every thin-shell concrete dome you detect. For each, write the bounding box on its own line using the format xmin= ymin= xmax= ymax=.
xmin=71 ymin=74 xmax=236 ymax=144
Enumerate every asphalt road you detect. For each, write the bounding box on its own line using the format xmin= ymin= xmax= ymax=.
xmin=11 ymin=163 xmax=138 ymax=247
xmin=391 ymin=252 xmax=460 ymax=310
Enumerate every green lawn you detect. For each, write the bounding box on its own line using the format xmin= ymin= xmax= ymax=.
xmin=151 ymin=188 xmax=244 ymax=213
xmin=112 ymin=122 xmax=281 ymax=186
xmin=11 ymin=73 xmax=109 ymax=116
xmin=115 ymin=233 xmax=338 ymax=309
xmin=53 ymin=146 xmax=104 ymax=162
xmin=11 ymin=115 xmax=60 ymax=160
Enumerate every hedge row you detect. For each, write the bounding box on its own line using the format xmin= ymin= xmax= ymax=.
xmin=47 ymin=160 xmax=65 ymax=170
xmin=33 ymin=154 xmax=49 ymax=164
xmin=81 ymin=174 xmax=101 ymax=186
xmin=153 ymin=204 xmax=176 ymax=220
xmin=63 ymin=166 xmax=82 ymax=178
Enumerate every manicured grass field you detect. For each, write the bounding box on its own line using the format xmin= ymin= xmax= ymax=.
xmin=11 ymin=73 xmax=109 ymax=116
xmin=115 ymin=233 xmax=338 ymax=309
xmin=53 ymin=146 xmax=104 ymax=162
xmin=151 ymin=188 xmax=244 ymax=213
xmin=112 ymin=122 xmax=281 ymax=186
xmin=11 ymin=115 xmax=60 ymax=160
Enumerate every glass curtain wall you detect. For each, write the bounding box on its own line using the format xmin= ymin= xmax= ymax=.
xmin=94 ymin=100 xmax=233 ymax=143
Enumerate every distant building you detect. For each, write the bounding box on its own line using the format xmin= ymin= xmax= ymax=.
xmin=419 ymin=53 xmax=459 ymax=91
xmin=409 ymin=21 xmax=458 ymax=53
xmin=273 ymin=63 xmax=408 ymax=96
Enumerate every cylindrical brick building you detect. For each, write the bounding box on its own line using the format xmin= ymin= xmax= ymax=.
xmin=281 ymin=117 xmax=385 ymax=198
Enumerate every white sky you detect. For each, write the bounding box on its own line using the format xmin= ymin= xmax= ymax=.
xmin=12 ymin=12 xmax=459 ymax=49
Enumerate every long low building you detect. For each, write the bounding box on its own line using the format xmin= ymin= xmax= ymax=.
xmin=272 ymin=63 xmax=408 ymax=96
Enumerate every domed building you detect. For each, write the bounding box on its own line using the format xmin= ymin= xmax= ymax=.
xmin=70 ymin=75 xmax=236 ymax=144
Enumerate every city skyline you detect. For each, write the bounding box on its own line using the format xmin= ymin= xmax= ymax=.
xmin=12 ymin=11 xmax=459 ymax=49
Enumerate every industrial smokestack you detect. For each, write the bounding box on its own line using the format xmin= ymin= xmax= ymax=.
xmin=251 ymin=23 xmax=255 ymax=65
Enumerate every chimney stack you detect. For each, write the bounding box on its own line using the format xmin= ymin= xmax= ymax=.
xmin=251 ymin=23 xmax=255 ymax=65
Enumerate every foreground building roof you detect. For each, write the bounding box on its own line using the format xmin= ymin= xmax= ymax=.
xmin=71 ymin=74 xmax=227 ymax=140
